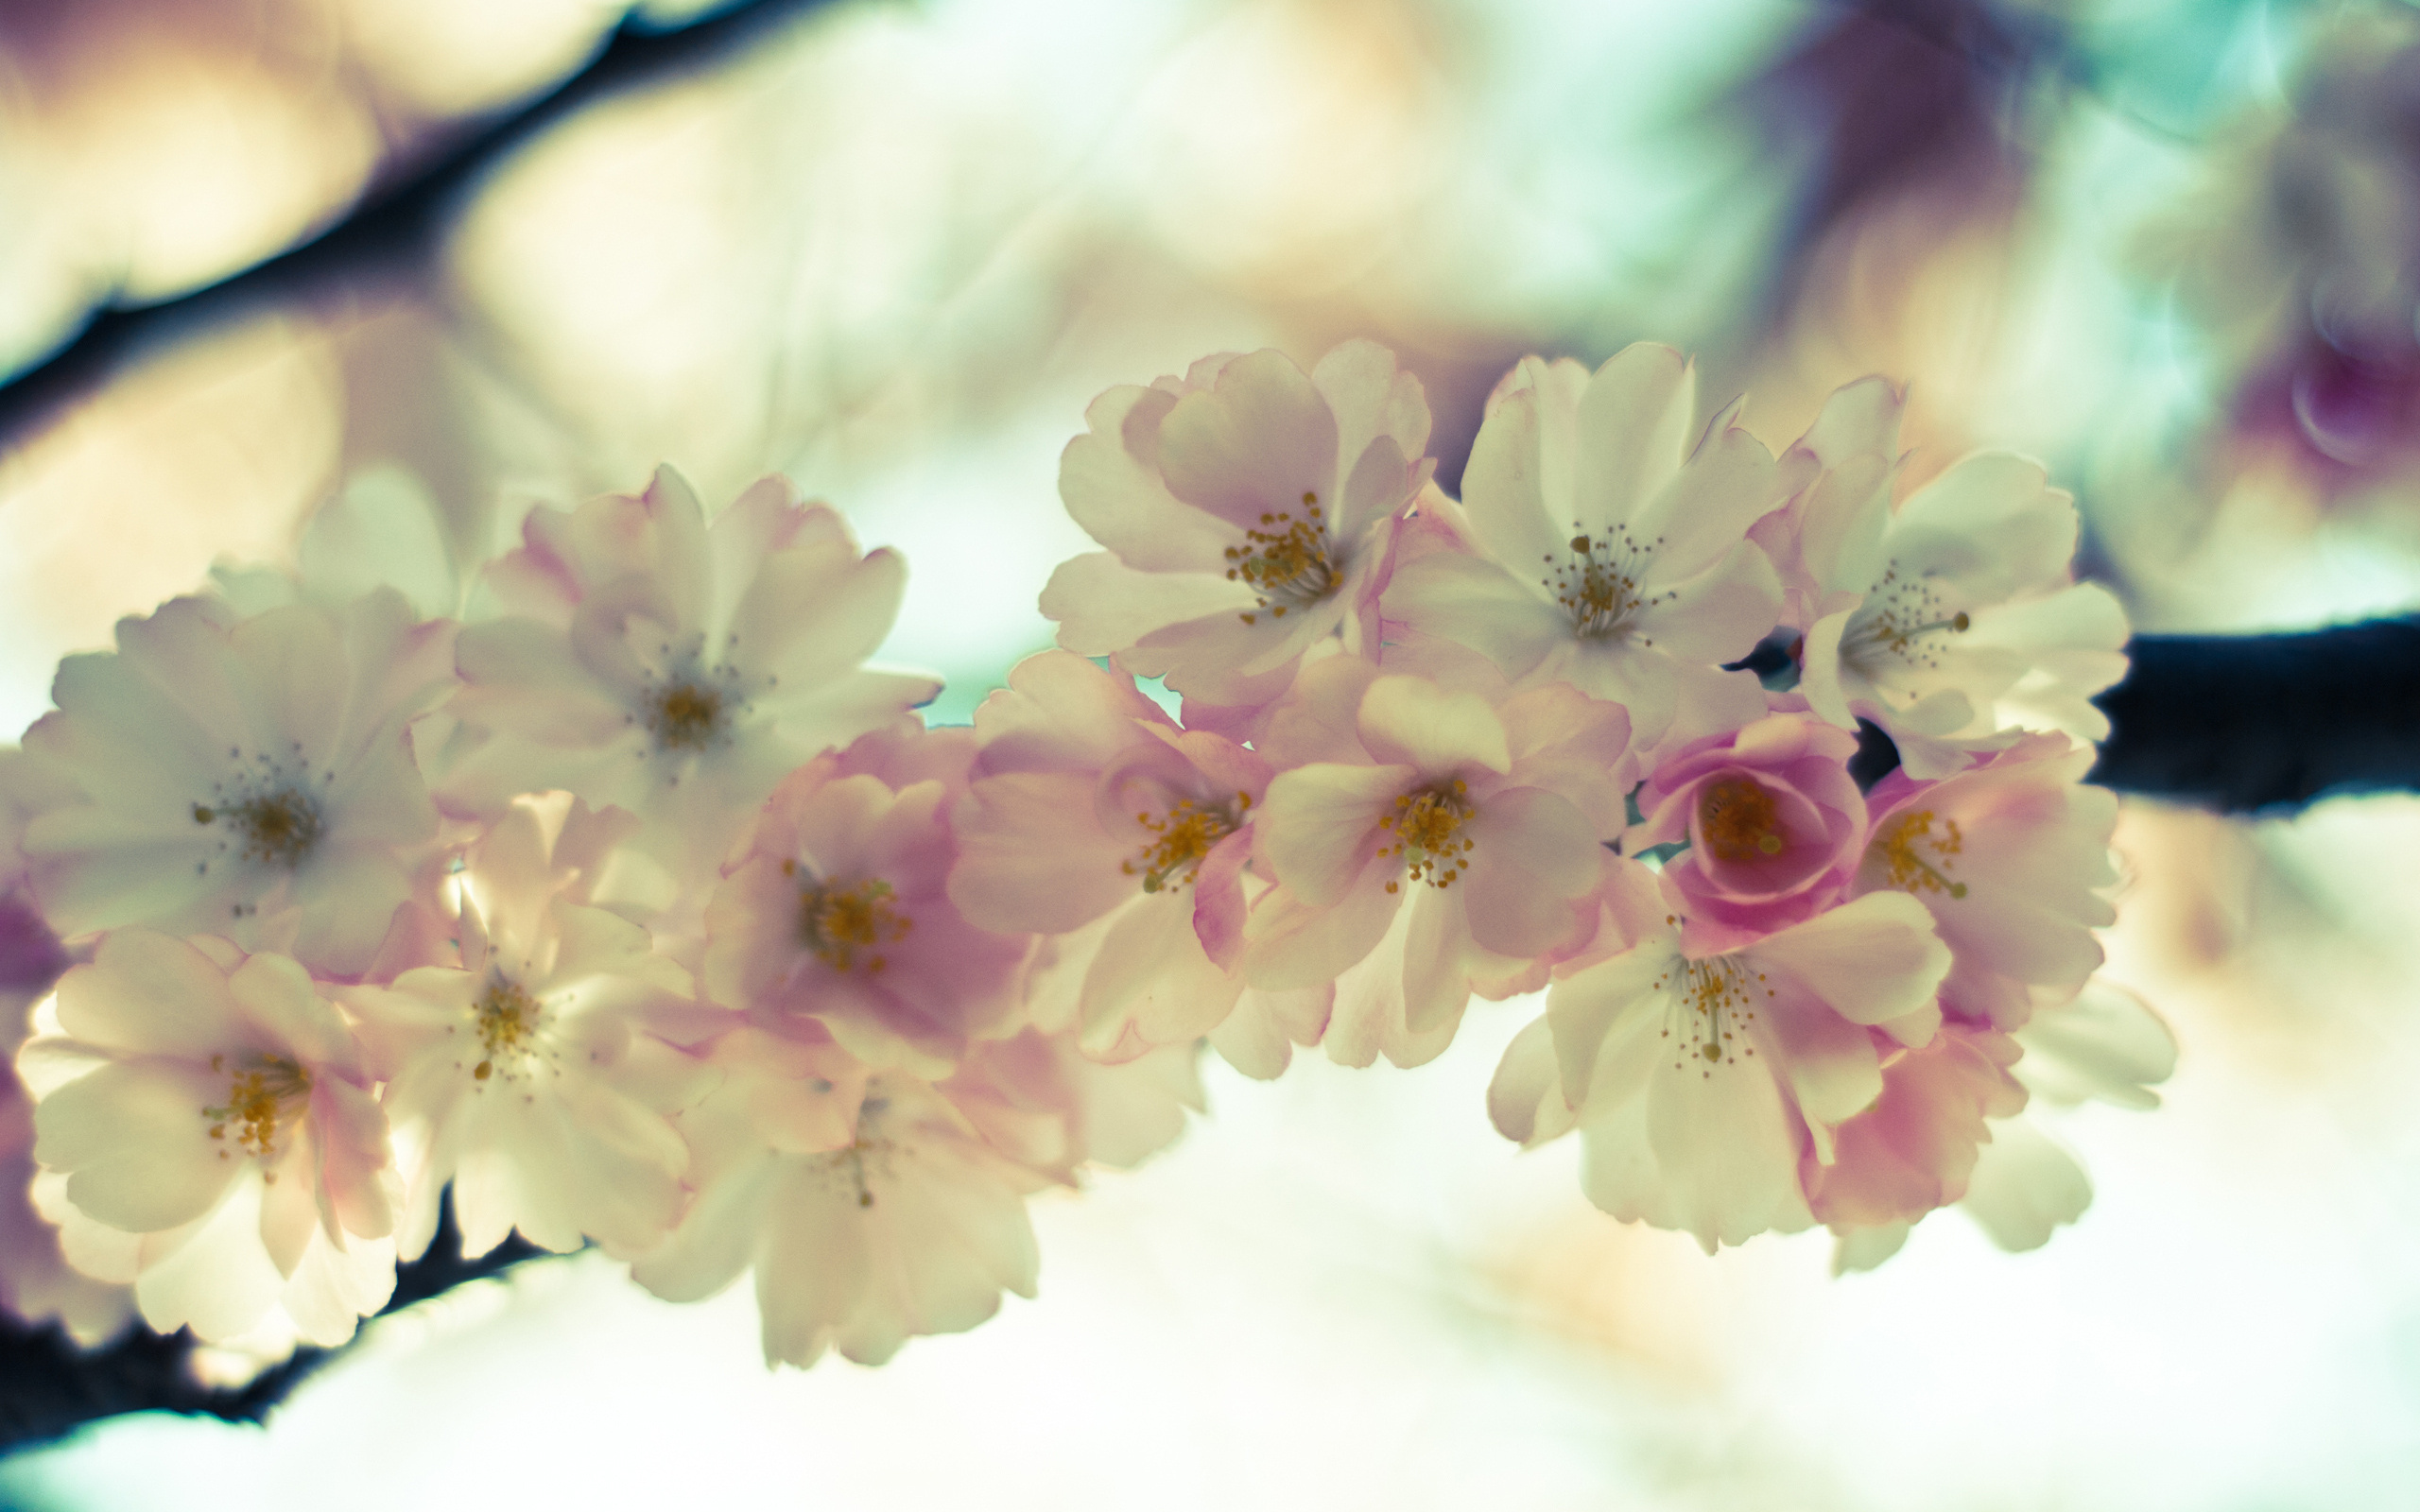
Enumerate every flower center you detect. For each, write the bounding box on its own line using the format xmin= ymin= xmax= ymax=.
xmin=193 ymin=788 xmax=324 ymax=869
xmin=1545 ymin=528 xmax=1669 ymax=642
xmin=1845 ymin=562 xmax=1969 ymax=674
xmin=1123 ymin=792 xmax=1249 ymax=894
xmin=1874 ymin=809 xmax=1966 ymax=899
xmin=1651 ymin=953 xmax=1767 ymax=1074
xmin=1377 ymin=779 xmax=1474 ymax=891
xmin=203 ymin=1052 xmax=312 ymax=1160
xmin=1697 ymin=776 xmax=1787 ymax=861
xmin=1225 ymin=491 xmax=1338 ymax=624
xmin=793 ymin=871 xmax=911 ymax=973
xmin=473 ymin=975 xmax=542 ymax=1082
xmin=648 ymin=681 xmax=725 ymax=750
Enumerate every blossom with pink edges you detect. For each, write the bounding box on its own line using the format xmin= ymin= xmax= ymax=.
xmin=442 ymin=468 xmax=940 ymax=867
xmin=1628 ymin=707 xmax=1867 ymax=951
xmin=1244 ymin=660 xmax=1630 ymax=1064
xmin=17 ymin=932 xmax=398 ymax=1344
xmin=951 ymin=651 xmax=1274 ymax=1064
xmin=345 ymin=794 xmax=709 ymax=1262
xmin=1800 ymin=1022 xmax=2027 ymax=1230
xmin=9 ymin=591 xmax=458 ymax=977
xmin=703 ymin=720 xmax=1031 ymax=1078
xmin=1492 ymin=880 xmax=1950 ymax=1251
xmin=1853 ymin=731 xmax=2118 ymax=1029
xmin=1380 ymin=345 xmax=1784 ymax=751
xmin=1041 ymin=340 xmax=1432 ymax=737
xmin=1768 ymin=377 xmax=2130 ymax=777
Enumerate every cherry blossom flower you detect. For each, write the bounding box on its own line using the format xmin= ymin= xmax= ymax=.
xmin=1380 ymin=346 xmax=1784 ymax=750
xmin=441 ymin=468 xmax=940 ymax=868
xmin=17 ymin=932 xmax=398 ymax=1345
xmin=1853 ymin=731 xmax=2118 ymax=1029
xmin=9 ymin=591 xmax=458 ymax=977
xmin=344 ymin=793 xmax=708 ymax=1261
xmin=1830 ymin=978 xmax=2174 ymax=1271
xmin=1244 ymin=662 xmax=1629 ymax=1062
xmin=1492 ymin=880 xmax=1950 ymax=1251
xmin=1041 ymin=340 xmax=1433 ymax=736
xmin=703 ymin=721 xmax=1031 ymax=1079
xmin=1774 ymin=377 xmax=2130 ymax=776
xmin=632 ymin=1021 xmax=1191 ymax=1368
xmin=1799 ymin=1022 xmax=2026 ymax=1230
xmin=950 ymin=651 xmax=1273 ymax=1062
xmin=1627 ymin=708 xmax=1867 ymax=951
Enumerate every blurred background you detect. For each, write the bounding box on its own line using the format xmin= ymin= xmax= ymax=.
xmin=5 ymin=0 xmax=2420 ymax=1505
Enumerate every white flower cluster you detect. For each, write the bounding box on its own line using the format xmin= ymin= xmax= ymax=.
xmin=0 ymin=340 xmax=2171 ymax=1370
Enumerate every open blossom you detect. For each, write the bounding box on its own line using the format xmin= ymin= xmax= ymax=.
xmin=633 ymin=1021 xmax=1190 ymax=1368
xmin=1381 ymin=346 xmax=1783 ymax=750
xmin=1041 ymin=341 xmax=1432 ymax=735
xmin=441 ymin=468 xmax=940 ymax=867
xmin=1831 ymin=978 xmax=2175 ymax=1271
xmin=951 ymin=651 xmax=1275 ymax=1062
xmin=1773 ymin=377 xmax=2130 ymax=776
xmin=704 ymin=720 xmax=1031 ymax=1079
xmin=1854 ymin=732 xmax=2118 ymax=1029
xmin=9 ymin=591 xmax=457 ymax=977
xmin=17 ymin=932 xmax=397 ymax=1345
xmin=1628 ymin=708 xmax=1866 ymax=950
xmin=1492 ymin=876 xmax=1950 ymax=1251
xmin=345 ymin=794 xmax=707 ymax=1261
xmin=1245 ymin=662 xmax=1629 ymax=1062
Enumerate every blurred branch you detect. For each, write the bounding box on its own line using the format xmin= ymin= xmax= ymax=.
xmin=0 ymin=0 xmax=848 ymax=455
xmin=0 ymin=1192 xmax=548 ymax=1454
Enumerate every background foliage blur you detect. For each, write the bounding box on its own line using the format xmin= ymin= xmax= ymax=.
xmin=4 ymin=1 xmax=2420 ymax=1506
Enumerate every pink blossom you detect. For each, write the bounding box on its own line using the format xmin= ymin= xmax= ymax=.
xmin=703 ymin=721 xmax=1032 ymax=1078
xmin=1244 ymin=661 xmax=1629 ymax=1063
xmin=1379 ymin=346 xmax=1784 ymax=749
xmin=633 ymin=1021 xmax=1191 ymax=1367
xmin=1629 ymin=708 xmax=1867 ymax=951
xmin=344 ymin=794 xmax=709 ymax=1261
xmin=17 ymin=932 xmax=398 ymax=1345
xmin=1494 ymin=883 xmax=1949 ymax=1251
xmin=1041 ymin=341 xmax=1433 ymax=734
xmin=441 ymin=468 xmax=940 ymax=868
xmin=950 ymin=651 xmax=1270 ymax=1062
xmin=1800 ymin=1024 xmax=2026 ymax=1229
xmin=8 ymin=591 xmax=458 ymax=977
xmin=1854 ymin=732 xmax=2118 ymax=1029
xmin=1770 ymin=378 xmax=2129 ymax=776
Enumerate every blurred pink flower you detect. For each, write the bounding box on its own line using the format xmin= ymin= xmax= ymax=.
xmin=703 ymin=721 xmax=1031 ymax=1079
xmin=442 ymin=468 xmax=940 ymax=868
xmin=11 ymin=590 xmax=457 ymax=977
xmin=345 ymin=793 xmax=707 ymax=1262
xmin=1042 ymin=340 xmax=1432 ymax=736
xmin=18 ymin=932 xmax=397 ymax=1345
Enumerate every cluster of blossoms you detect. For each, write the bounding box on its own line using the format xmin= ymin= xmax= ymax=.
xmin=0 ymin=337 xmax=2168 ymax=1371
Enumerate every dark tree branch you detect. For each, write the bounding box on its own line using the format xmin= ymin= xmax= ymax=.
xmin=0 ymin=1191 xmax=547 ymax=1454
xmin=0 ymin=0 xmax=845 ymax=454
xmin=2088 ymin=621 xmax=2420 ymax=813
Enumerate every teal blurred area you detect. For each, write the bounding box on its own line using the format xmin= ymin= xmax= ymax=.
xmin=6 ymin=0 xmax=2420 ymax=1505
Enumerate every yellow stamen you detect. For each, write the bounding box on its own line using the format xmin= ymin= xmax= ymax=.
xmin=1874 ymin=809 xmax=1967 ymax=899
xmin=1119 ymin=794 xmax=1247 ymax=894
xmin=1223 ymin=492 xmax=1338 ymax=622
xmin=1697 ymin=776 xmax=1787 ymax=861
xmin=1374 ymin=778 xmax=1476 ymax=888
xmin=202 ymin=1052 xmax=312 ymax=1159
xmin=802 ymin=878 xmax=911 ymax=972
